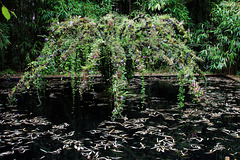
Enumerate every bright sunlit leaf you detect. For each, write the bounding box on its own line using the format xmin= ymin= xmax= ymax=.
xmin=2 ymin=5 xmax=11 ymax=21
xmin=154 ymin=4 xmax=161 ymax=11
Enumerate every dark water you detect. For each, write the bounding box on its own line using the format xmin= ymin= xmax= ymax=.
xmin=0 ymin=76 xmax=239 ymax=160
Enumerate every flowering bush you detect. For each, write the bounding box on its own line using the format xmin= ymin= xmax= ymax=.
xmin=10 ymin=13 xmax=203 ymax=117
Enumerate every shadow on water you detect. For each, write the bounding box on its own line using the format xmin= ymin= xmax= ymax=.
xmin=0 ymin=76 xmax=240 ymax=159
xmin=16 ymin=77 xmax=112 ymax=133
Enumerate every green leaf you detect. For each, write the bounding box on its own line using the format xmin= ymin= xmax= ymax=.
xmin=2 ymin=5 xmax=11 ymax=21
xmin=10 ymin=11 xmax=17 ymax=18
xmin=154 ymin=4 xmax=161 ymax=11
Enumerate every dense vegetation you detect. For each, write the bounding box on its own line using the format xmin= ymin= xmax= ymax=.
xmin=193 ymin=1 xmax=240 ymax=73
xmin=10 ymin=13 xmax=203 ymax=117
xmin=1 ymin=0 xmax=239 ymax=117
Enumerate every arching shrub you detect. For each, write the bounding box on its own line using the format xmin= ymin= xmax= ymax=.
xmin=10 ymin=13 xmax=203 ymax=118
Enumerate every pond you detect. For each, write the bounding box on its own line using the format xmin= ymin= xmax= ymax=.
xmin=0 ymin=75 xmax=239 ymax=160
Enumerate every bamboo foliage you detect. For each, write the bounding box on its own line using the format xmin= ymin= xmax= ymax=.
xmin=194 ymin=1 xmax=240 ymax=72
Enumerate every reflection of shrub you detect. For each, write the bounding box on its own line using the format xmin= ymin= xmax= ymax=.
xmin=11 ymin=13 xmax=203 ymax=117
xmin=194 ymin=1 xmax=240 ymax=72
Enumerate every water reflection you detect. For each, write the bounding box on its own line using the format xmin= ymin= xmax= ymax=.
xmin=0 ymin=76 xmax=240 ymax=159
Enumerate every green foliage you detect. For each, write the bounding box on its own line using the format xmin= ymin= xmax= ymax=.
xmin=164 ymin=0 xmax=192 ymax=27
xmin=0 ymin=69 xmax=16 ymax=76
xmin=1 ymin=0 xmax=116 ymax=70
xmin=135 ymin=0 xmax=193 ymax=27
xmin=39 ymin=0 xmax=112 ymax=21
xmin=0 ymin=1 xmax=16 ymax=70
xmin=147 ymin=0 xmax=167 ymax=11
xmin=193 ymin=1 xmax=240 ymax=72
xmin=10 ymin=13 xmax=203 ymax=117
xmin=0 ymin=22 xmax=10 ymax=70
xmin=0 ymin=23 xmax=10 ymax=50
